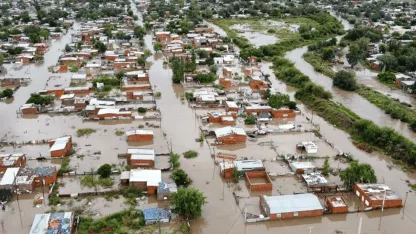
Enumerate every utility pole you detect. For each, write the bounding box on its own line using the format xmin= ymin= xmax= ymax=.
xmin=13 ymin=172 xmax=23 ymax=228
xmin=381 ymin=189 xmax=386 ymax=212
xmin=357 ymin=217 xmax=362 ymax=234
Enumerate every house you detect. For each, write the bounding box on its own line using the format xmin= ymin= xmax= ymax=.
xmin=302 ymin=173 xmax=328 ymax=187
xmin=271 ymin=109 xmax=296 ymax=118
xmin=20 ymin=103 xmax=40 ymax=115
xmin=49 ymin=136 xmax=72 ymax=158
xmin=354 ymin=183 xmax=402 ymax=210
xmin=155 ymin=32 xmax=170 ymax=42
xmin=326 ymin=196 xmax=348 ymax=214
xmin=35 ymin=166 xmax=58 ymax=185
xmin=245 ymin=171 xmax=272 ymax=191
xmin=249 ymin=77 xmax=269 ymax=92
xmin=97 ymin=108 xmax=132 ymax=120
xmin=157 ymin=182 xmax=178 ymax=200
xmin=15 ymin=168 xmax=36 ymax=192
xmin=126 ymin=130 xmax=154 ymax=141
xmin=234 ymin=160 xmax=265 ymax=172
xmin=296 ymin=141 xmax=318 ymax=154
xmin=70 ymin=74 xmax=87 ymax=84
xmin=244 ymin=105 xmax=272 ymax=115
xmin=0 ymin=153 xmax=26 ymax=172
xmin=142 ymin=208 xmax=171 ymax=225
xmin=289 ymin=162 xmax=316 ymax=174
xmin=129 ymin=169 xmax=161 ymax=195
xmin=29 ymin=212 xmax=74 ymax=234
xmin=127 ymin=148 xmax=155 ymax=168
xmin=219 ymin=161 xmax=235 ymax=179
xmin=260 ymin=194 xmax=323 ymax=220
xmin=225 ymin=101 xmax=239 ymax=112
xmin=0 ymin=167 xmax=19 ymax=190
xmin=16 ymin=54 xmax=34 ymax=64
xmin=214 ymin=126 xmax=246 ymax=144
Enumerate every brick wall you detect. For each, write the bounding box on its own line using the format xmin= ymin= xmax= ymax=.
xmin=217 ymin=134 xmax=246 ymax=144
xmin=326 ymin=197 xmax=348 ymax=214
xmin=354 ymin=184 xmax=402 ymax=209
xmin=245 ymin=171 xmax=272 ymax=191
xmin=269 ymin=209 xmax=323 ymax=220
xmin=129 ymin=159 xmax=155 ymax=168
xmin=127 ymin=134 xmax=153 ymax=141
xmin=22 ymin=107 xmax=38 ymax=115
xmin=271 ymin=109 xmax=296 ymax=118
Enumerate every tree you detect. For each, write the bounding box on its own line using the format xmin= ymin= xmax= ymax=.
xmin=322 ymin=158 xmax=330 ymax=176
xmin=94 ymin=41 xmax=107 ymax=53
xmin=340 ymin=161 xmax=377 ymax=190
xmin=333 ymin=70 xmax=357 ymax=91
xmin=209 ymin=65 xmax=218 ymax=74
xmin=153 ymin=42 xmax=162 ymax=53
xmin=0 ymin=54 xmax=4 ymax=65
xmin=1 ymin=89 xmax=13 ymax=98
xmin=169 ymin=153 xmax=180 ymax=169
xmin=379 ymin=54 xmax=398 ymax=71
xmin=39 ymin=29 xmax=50 ymax=39
xmin=171 ymin=169 xmax=192 ymax=187
xmin=26 ymin=94 xmax=54 ymax=105
xmin=65 ymin=44 xmax=71 ymax=52
xmin=268 ymin=94 xmax=290 ymax=109
xmin=346 ymin=44 xmax=361 ymax=68
xmin=115 ymin=71 xmax=125 ymax=80
xmin=170 ymin=188 xmax=206 ymax=220
xmin=377 ymin=72 xmax=396 ymax=84
xmin=321 ymin=47 xmax=335 ymax=61
xmin=97 ymin=164 xmax=112 ymax=178
xmin=172 ymin=59 xmax=184 ymax=83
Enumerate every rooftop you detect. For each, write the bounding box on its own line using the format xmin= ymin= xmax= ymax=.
xmin=214 ymin=126 xmax=246 ymax=137
xmin=143 ymin=208 xmax=171 ymax=221
xmin=234 ymin=160 xmax=264 ymax=171
xmin=263 ymin=194 xmax=323 ymax=214
xmin=129 ymin=169 xmax=161 ymax=186
xmin=29 ymin=212 xmax=73 ymax=234
xmin=356 ymin=184 xmax=401 ymax=201
xmin=126 ymin=130 xmax=154 ymax=136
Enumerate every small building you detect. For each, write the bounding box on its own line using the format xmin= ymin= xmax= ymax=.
xmin=35 ymin=166 xmax=58 ymax=185
xmin=244 ymin=105 xmax=272 ymax=115
xmin=302 ymin=173 xmax=328 ymax=187
xmin=214 ymin=126 xmax=246 ymax=144
xmin=0 ymin=153 xmax=26 ymax=172
xmin=70 ymin=74 xmax=87 ymax=84
xmin=126 ymin=130 xmax=154 ymax=141
xmin=127 ymin=148 xmax=155 ymax=168
xmin=219 ymin=161 xmax=235 ymax=179
xmin=289 ymin=162 xmax=316 ymax=174
xmin=225 ymin=101 xmax=239 ymax=112
xmin=29 ymin=212 xmax=74 ymax=234
xmin=129 ymin=169 xmax=161 ymax=195
xmin=97 ymin=108 xmax=132 ymax=120
xmin=157 ymin=182 xmax=178 ymax=200
xmin=245 ymin=171 xmax=272 ymax=191
xmin=260 ymin=194 xmax=323 ymax=220
xmin=49 ymin=136 xmax=72 ymax=158
xmin=354 ymin=183 xmax=402 ymax=210
xmin=0 ymin=167 xmax=19 ymax=190
xmin=20 ymin=103 xmax=39 ymax=115
xmin=326 ymin=196 xmax=348 ymax=214
xmin=234 ymin=160 xmax=265 ymax=172
xmin=271 ymin=109 xmax=296 ymax=118
xmin=142 ymin=208 xmax=171 ymax=225
xmin=296 ymin=141 xmax=318 ymax=154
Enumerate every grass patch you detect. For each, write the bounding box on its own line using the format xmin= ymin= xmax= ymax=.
xmin=80 ymin=175 xmax=114 ymax=188
xmin=357 ymin=87 xmax=416 ymax=125
xmin=115 ymin=130 xmax=125 ymax=136
xmin=303 ymin=51 xmax=336 ymax=78
xmin=77 ymin=128 xmax=96 ymax=137
xmin=57 ymin=158 xmax=71 ymax=176
xmin=183 ymin=150 xmax=198 ymax=158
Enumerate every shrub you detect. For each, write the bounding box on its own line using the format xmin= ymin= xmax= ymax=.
xmin=0 ymin=89 xmax=13 ymax=98
xmin=77 ymin=128 xmax=96 ymax=137
xmin=97 ymin=164 xmax=112 ymax=178
xmin=26 ymin=93 xmax=55 ymax=105
xmin=245 ymin=116 xmax=256 ymax=125
xmin=172 ymin=169 xmax=192 ymax=187
xmin=333 ymin=70 xmax=357 ymax=91
xmin=183 ymin=150 xmax=198 ymax=158
xmin=57 ymin=158 xmax=71 ymax=175
xmin=169 ymin=153 xmax=181 ymax=169
xmin=115 ymin=130 xmax=125 ymax=136
xmin=137 ymin=107 xmax=147 ymax=113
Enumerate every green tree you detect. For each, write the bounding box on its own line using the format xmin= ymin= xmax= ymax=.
xmin=115 ymin=70 xmax=125 ymax=80
xmin=172 ymin=59 xmax=184 ymax=83
xmin=65 ymin=44 xmax=71 ymax=52
xmin=322 ymin=158 xmax=330 ymax=176
xmin=340 ymin=161 xmax=377 ymax=190
xmin=153 ymin=42 xmax=162 ymax=53
xmin=26 ymin=94 xmax=54 ymax=105
xmin=268 ymin=94 xmax=290 ymax=109
xmin=321 ymin=47 xmax=335 ymax=61
xmin=333 ymin=70 xmax=357 ymax=91
xmin=1 ymin=89 xmax=13 ymax=98
xmin=39 ymin=29 xmax=50 ymax=39
xmin=169 ymin=153 xmax=180 ymax=169
xmin=170 ymin=188 xmax=206 ymax=220
xmin=172 ymin=169 xmax=192 ymax=187
xmin=0 ymin=54 xmax=4 ymax=65
xmin=97 ymin=164 xmax=112 ymax=178
xmin=209 ymin=65 xmax=218 ymax=74
xmin=377 ymin=72 xmax=396 ymax=84
xmin=346 ymin=44 xmax=361 ymax=68
xmin=94 ymin=41 xmax=107 ymax=53
xmin=379 ymin=54 xmax=398 ymax=71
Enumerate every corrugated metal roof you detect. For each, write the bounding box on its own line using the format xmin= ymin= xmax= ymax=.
xmin=126 ymin=130 xmax=154 ymax=136
xmin=143 ymin=208 xmax=171 ymax=221
xmin=234 ymin=160 xmax=263 ymax=171
xmin=263 ymin=194 xmax=323 ymax=214
xmin=214 ymin=126 xmax=246 ymax=137
xmin=129 ymin=169 xmax=161 ymax=186
xmin=29 ymin=212 xmax=73 ymax=234
xmin=0 ymin=167 xmax=19 ymax=186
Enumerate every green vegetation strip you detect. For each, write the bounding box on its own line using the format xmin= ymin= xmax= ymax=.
xmin=272 ymin=57 xmax=416 ymax=166
xmin=357 ymin=87 xmax=416 ymax=131
xmin=303 ymin=51 xmax=336 ymax=78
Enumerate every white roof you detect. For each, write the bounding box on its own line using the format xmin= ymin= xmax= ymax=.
xmin=71 ymin=74 xmax=87 ymax=80
xmin=128 ymin=148 xmax=155 ymax=155
xmin=289 ymin=162 xmax=316 ymax=171
xmin=85 ymin=63 xmax=101 ymax=68
xmin=245 ymin=105 xmax=271 ymax=110
xmin=263 ymin=194 xmax=323 ymax=214
xmin=90 ymin=98 xmax=115 ymax=106
xmin=226 ymin=101 xmax=238 ymax=108
xmin=49 ymin=136 xmax=71 ymax=152
xmin=214 ymin=126 xmax=246 ymax=137
xmin=234 ymin=160 xmax=263 ymax=171
xmin=199 ymin=94 xmax=216 ymax=102
xmin=221 ymin=116 xmax=234 ymax=121
xmin=129 ymin=169 xmax=161 ymax=186
xmin=131 ymin=153 xmax=155 ymax=161
xmin=97 ymin=108 xmax=119 ymax=115
xmin=0 ymin=167 xmax=19 ymax=186
xmin=60 ymin=94 xmax=75 ymax=100
xmin=126 ymin=130 xmax=154 ymax=136
xmin=126 ymin=70 xmax=147 ymax=77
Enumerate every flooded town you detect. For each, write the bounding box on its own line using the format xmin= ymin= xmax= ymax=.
xmin=0 ymin=0 xmax=416 ymax=233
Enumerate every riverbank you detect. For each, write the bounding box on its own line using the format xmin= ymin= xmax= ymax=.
xmin=272 ymin=56 xmax=416 ymax=169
